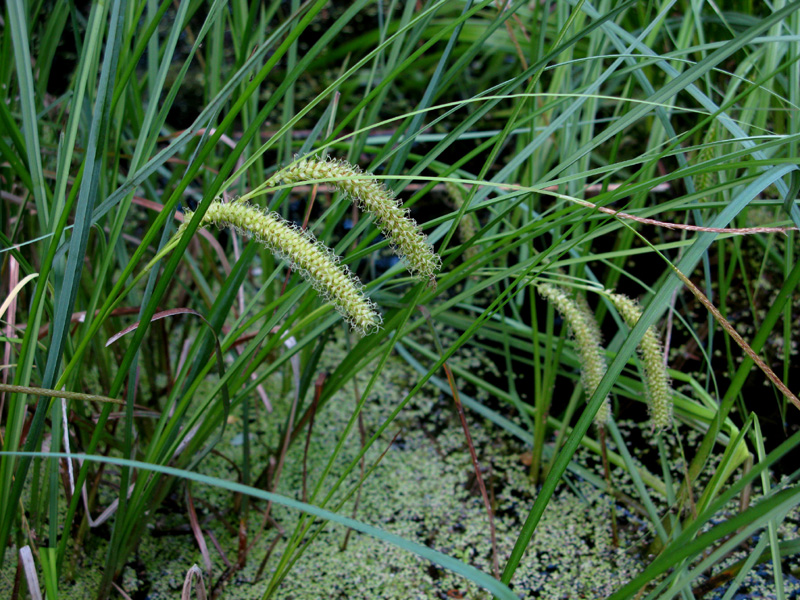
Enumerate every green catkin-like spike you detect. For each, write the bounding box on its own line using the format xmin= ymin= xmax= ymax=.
xmin=694 ymin=122 xmax=718 ymax=201
xmin=445 ymin=181 xmax=479 ymax=262
xmin=608 ymin=292 xmax=672 ymax=430
xmin=573 ymin=291 xmax=603 ymax=350
xmin=537 ymin=283 xmax=610 ymax=425
xmin=179 ymin=200 xmax=382 ymax=335
xmin=267 ymin=156 xmax=441 ymax=286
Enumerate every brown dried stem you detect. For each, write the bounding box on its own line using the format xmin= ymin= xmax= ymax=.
xmin=672 ymin=266 xmax=800 ymax=410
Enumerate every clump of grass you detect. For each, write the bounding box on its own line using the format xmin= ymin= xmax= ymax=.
xmin=4 ymin=2 xmax=799 ymax=598
xmin=265 ymin=156 xmax=441 ymax=285
xmin=180 ymin=199 xmax=381 ymax=334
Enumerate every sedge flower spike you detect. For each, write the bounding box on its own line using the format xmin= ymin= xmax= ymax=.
xmin=573 ymin=290 xmax=603 ymax=350
xmin=266 ymin=156 xmax=441 ymax=286
xmin=445 ymin=181 xmax=480 ymax=262
xmin=179 ymin=200 xmax=381 ymax=334
xmin=537 ymin=283 xmax=610 ymax=425
xmin=608 ymin=292 xmax=672 ymax=430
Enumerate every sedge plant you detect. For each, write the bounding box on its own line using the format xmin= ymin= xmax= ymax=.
xmin=2 ymin=1 xmax=800 ymax=599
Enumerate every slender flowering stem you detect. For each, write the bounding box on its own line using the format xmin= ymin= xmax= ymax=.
xmin=178 ymin=200 xmax=381 ymax=334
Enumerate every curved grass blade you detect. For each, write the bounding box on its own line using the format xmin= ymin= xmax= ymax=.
xmin=0 ymin=451 xmax=519 ymax=600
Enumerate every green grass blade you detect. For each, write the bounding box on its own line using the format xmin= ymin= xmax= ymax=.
xmin=1 ymin=451 xmax=519 ymax=600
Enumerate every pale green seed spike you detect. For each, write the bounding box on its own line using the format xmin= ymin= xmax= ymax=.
xmin=694 ymin=122 xmax=719 ymax=201
xmin=444 ymin=181 xmax=480 ymax=262
xmin=573 ymin=291 xmax=603 ymax=350
xmin=268 ymin=156 xmax=441 ymax=286
xmin=608 ymin=292 xmax=672 ymax=430
xmin=537 ymin=283 xmax=610 ymax=425
xmin=179 ymin=200 xmax=382 ymax=335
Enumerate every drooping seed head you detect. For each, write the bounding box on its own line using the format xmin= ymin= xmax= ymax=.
xmin=537 ymin=283 xmax=610 ymax=425
xmin=573 ymin=290 xmax=603 ymax=349
xmin=608 ymin=292 xmax=672 ymax=430
xmin=445 ymin=181 xmax=480 ymax=262
xmin=268 ymin=156 xmax=441 ymax=286
xmin=181 ymin=199 xmax=381 ymax=334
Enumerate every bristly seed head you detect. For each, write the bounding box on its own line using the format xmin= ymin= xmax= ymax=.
xmin=537 ymin=283 xmax=610 ymax=425
xmin=608 ymin=292 xmax=672 ymax=431
xmin=445 ymin=181 xmax=480 ymax=262
xmin=179 ymin=199 xmax=382 ymax=335
xmin=267 ymin=156 xmax=441 ymax=287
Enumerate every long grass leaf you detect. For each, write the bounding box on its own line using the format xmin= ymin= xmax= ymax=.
xmin=1 ymin=451 xmax=519 ymax=600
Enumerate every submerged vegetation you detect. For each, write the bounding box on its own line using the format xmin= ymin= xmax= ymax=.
xmin=1 ymin=0 xmax=800 ymax=598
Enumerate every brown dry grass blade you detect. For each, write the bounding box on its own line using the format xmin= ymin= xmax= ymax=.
xmin=0 ymin=257 xmax=22 ymax=422
xmin=105 ymin=307 xmax=231 ymax=466
xmin=302 ymin=372 xmax=326 ymax=503
xmin=672 ymin=266 xmax=800 ymax=410
xmin=106 ymin=308 xmax=205 ymax=347
xmin=22 ymin=305 xmax=142 ymax=340
xmin=18 ymin=546 xmax=42 ymax=600
xmin=181 ymin=564 xmax=208 ymax=600
xmin=186 ymin=482 xmax=213 ymax=578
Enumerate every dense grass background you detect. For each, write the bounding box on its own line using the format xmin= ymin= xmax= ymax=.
xmin=2 ymin=0 xmax=800 ymax=597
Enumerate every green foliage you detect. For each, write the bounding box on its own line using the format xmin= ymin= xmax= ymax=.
xmin=1 ymin=0 xmax=800 ymax=598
